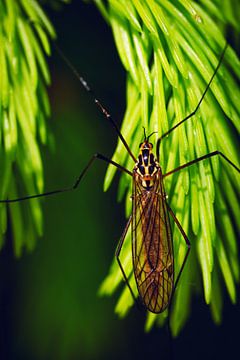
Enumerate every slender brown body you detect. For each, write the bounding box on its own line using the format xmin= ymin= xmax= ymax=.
xmin=132 ymin=141 xmax=174 ymax=313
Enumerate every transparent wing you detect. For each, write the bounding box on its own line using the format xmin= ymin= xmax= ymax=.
xmin=132 ymin=169 xmax=174 ymax=313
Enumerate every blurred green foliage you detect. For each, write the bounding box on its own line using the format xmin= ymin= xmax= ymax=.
xmin=0 ymin=0 xmax=55 ymax=255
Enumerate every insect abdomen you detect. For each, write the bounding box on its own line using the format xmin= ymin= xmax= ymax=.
xmin=132 ymin=169 xmax=174 ymax=313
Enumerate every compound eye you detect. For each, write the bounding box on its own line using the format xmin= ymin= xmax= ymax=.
xmin=149 ymin=143 xmax=153 ymax=148
xmin=139 ymin=142 xmax=143 ymax=148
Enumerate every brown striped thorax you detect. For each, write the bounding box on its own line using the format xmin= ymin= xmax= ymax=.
xmin=134 ymin=140 xmax=160 ymax=190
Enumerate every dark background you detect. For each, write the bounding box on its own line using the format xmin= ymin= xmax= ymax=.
xmin=0 ymin=1 xmax=239 ymax=359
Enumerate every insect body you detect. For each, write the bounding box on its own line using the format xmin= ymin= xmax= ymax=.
xmin=132 ymin=140 xmax=173 ymax=313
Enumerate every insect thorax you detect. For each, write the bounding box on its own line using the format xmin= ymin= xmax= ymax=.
xmin=135 ymin=141 xmax=160 ymax=189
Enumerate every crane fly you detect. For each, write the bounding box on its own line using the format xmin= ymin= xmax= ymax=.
xmin=131 ymin=134 xmax=174 ymax=313
xmin=0 ymin=41 xmax=239 ymax=314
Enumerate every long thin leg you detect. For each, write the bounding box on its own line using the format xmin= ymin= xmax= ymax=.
xmin=163 ymin=151 xmax=240 ymax=178
xmin=53 ymin=44 xmax=137 ymax=163
xmin=115 ymin=215 xmax=138 ymax=305
xmin=166 ymin=204 xmax=191 ymax=336
xmin=28 ymin=20 xmax=137 ymax=162
xmin=0 ymin=153 xmax=132 ymax=203
xmin=167 ymin=203 xmax=191 ymax=294
xmin=156 ymin=42 xmax=228 ymax=161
